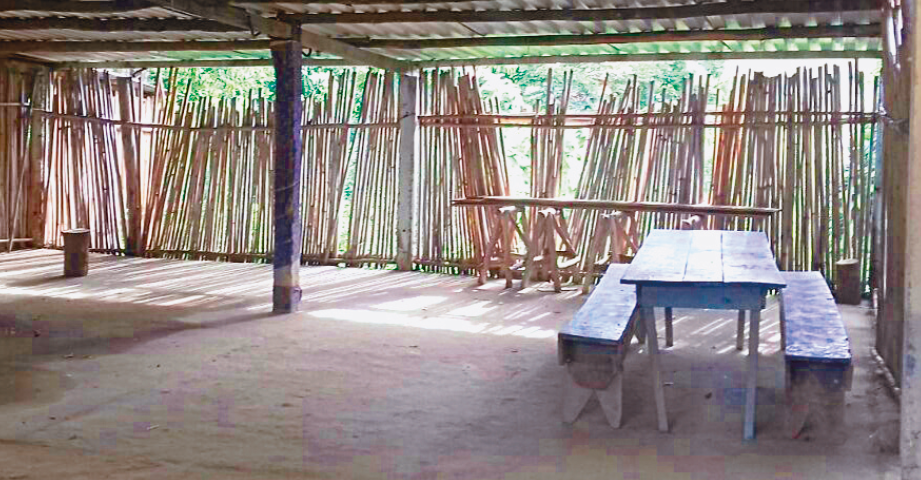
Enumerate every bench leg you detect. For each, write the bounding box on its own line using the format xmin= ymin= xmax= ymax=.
xmin=665 ymin=307 xmax=674 ymax=348
xmin=596 ymin=371 xmax=624 ymax=428
xmin=786 ymin=369 xmax=848 ymax=440
xmin=562 ymin=374 xmax=595 ymax=424
xmin=736 ymin=310 xmax=746 ymax=351
xmin=642 ymin=306 xmax=669 ymax=432
xmin=635 ymin=314 xmax=647 ymax=344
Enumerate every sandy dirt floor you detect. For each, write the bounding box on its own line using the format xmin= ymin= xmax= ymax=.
xmin=0 ymin=250 xmax=901 ymax=479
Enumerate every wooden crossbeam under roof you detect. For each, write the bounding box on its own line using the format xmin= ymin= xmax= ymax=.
xmin=57 ymin=50 xmax=882 ymax=70
xmin=286 ymin=0 xmax=881 ymax=24
xmin=143 ymin=0 xmax=411 ymax=70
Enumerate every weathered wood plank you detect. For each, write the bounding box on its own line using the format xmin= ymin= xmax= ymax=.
xmin=781 ymin=272 xmax=851 ymax=364
xmin=621 ymin=229 xmax=690 ymax=284
xmin=683 ymin=230 xmax=723 ymax=283
xmin=558 ymin=264 xmax=635 ymax=347
xmin=721 ymin=230 xmax=786 ymax=288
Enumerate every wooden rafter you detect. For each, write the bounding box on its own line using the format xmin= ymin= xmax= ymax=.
xmin=289 ymin=0 xmax=881 ymax=24
xmin=56 ymin=48 xmax=882 ymax=69
xmin=233 ymin=0 xmax=479 ymax=4
xmin=58 ymin=58 xmax=352 ymax=68
xmin=0 ymin=18 xmax=245 ymax=33
xmin=347 ymin=24 xmax=882 ymax=49
xmin=415 ymin=50 xmax=882 ymax=67
xmin=145 ymin=0 xmax=410 ymax=70
xmin=0 ymin=40 xmax=271 ymax=52
xmin=0 ymin=0 xmax=153 ymax=13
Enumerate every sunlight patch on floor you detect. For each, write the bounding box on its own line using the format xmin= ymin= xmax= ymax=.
xmin=307 ymin=308 xmax=555 ymax=338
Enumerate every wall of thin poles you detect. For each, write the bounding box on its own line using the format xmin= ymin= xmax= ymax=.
xmin=419 ymin=64 xmax=879 ymax=291
xmin=1 ymin=64 xmax=880 ymax=298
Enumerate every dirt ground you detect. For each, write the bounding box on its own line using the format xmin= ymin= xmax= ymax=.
xmin=0 ymin=250 xmax=901 ymax=479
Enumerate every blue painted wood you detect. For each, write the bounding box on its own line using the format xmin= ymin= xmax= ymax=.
xmin=781 ymin=272 xmax=852 ymax=365
xmin=621 ymin=229 xmax=786 ymax=290
xmin=683 ymin=230 xmax=723 ymax=283
xmin=620 ymin=230 xmax=690 ymax=283
xmin=721 ymin=231 xmax=786 ymax=288
xmin=271 ymin=34 xmax=304 ymax=313
xmin=637 ymin=284 xmax=765 ymax=310
xmin=559 ymin=264 xmax=636 ymax=348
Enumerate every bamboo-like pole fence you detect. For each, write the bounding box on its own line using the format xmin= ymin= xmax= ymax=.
xmin=0 ymin=62 xmax=880 ymax=294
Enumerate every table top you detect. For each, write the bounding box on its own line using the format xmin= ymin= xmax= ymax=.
xmin=621 ymin=229 xmax=786 ymax=289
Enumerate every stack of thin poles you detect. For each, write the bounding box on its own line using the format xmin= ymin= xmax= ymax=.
xmin=344 ymin=70 xmax=401 ymax=266
xmin=566 ymin=64 xmax=876 ymax=287
xmin=41 ymin=69 xmax=130 ymax=253
xmin=0 ymin=65 xmax=33 ymax=252
xmin=4 ymin=62 xmax=879 ymax=292
xmin=417 ymin=69 xmax=510 ymax=273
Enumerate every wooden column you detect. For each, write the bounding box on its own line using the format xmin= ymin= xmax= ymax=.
xmin=903 ymin=3 xmax=921 ymax=476
xmin=27 ymin=68 xmax=49 ymax=247
xmin=271 ymin=32 xmax=304 ymax=313
xmin=116 ymin=77 xmax=142 ymax=256
xmin=396 ymin=73 xmax=417 ymax=271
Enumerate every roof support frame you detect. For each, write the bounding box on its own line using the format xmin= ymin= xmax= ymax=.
xmin=144 ymin=0 xmax=410 ymax=70
xmin=288 ymin=0 xmax=882 ymax=25
xmin=55 ymin=49 xmax=883 ymax=70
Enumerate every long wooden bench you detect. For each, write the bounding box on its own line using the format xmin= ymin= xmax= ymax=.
xmin=557 ymin=264 xmax=640 ymax=427
xmin=780 ymin=271 xmax=853 ymax=438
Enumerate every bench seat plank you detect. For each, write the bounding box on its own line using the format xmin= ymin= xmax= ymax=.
xmin=558 ymin=264 xmax=634 ymax=348
xmin=781 ymin=272 xmax=851 ymax=365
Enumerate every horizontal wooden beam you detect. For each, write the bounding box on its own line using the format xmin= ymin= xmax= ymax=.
xmin=416 ymin=50 xmax=883 ymax=67
xmin=0 ymin=40 xmax=271 ymax=53
xmin=291 ymin=0 xmax=881 ymax=24
xmin=0 ymin=0 xmax=152 ymax=13
xmin=233 ymin=0 xmax=479 ymax=4
xmin=0 ymin=18 xmax=244 ymax=33
xmin=56 ymin=48 xmax=883 ymax=68
xmin=454 ymin=197 xmax=780 ymax=217
xmin=57 ymin=58 xmax=353 ymax=69
xmin=146 ymin=0 xmax=410 ymax=70
xmin=348 ymin=24 xmax=881 ymax=49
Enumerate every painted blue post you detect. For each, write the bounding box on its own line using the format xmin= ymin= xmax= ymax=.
xmin=271 ymin=31 xmax=303 ymax=313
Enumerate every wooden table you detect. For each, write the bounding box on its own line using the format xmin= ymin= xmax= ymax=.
xmin=621 ymin=229 xmax=786 ymax=440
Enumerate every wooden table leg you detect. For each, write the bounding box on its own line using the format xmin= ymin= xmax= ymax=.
xmin=736 ymin=310 xmax=746 ymax=351
xmin=665 ymin=307 xmax=674 ymax=347
xmin=642 ymin=306 xmax=668 ymax=432
xmin=743 ymin=308 xmax=760 ymax=440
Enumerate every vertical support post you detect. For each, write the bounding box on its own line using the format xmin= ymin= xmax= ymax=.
xmin=271 ymin=31 xmax=304 ymax=314
xmin=27 ymin=68 xmax=49 ymax=247
xmin=902 ymin=3 xmax=921 ymax=476
xmin=116 ymin=78 xmax=142 ymax=256
xmin=397 ymin=72 xmax=418 ymax=271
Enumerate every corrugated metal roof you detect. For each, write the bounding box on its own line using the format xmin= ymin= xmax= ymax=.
xmin=0 ymin=0 xmax=883 ymax=65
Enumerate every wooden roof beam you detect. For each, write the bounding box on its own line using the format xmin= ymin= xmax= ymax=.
xmin=57 ymin=49 xmax=882 ymax=69
xmin=145 ymin=0 xmax=410 ymax=70
xmin=290 ymin=0 xmax=882 ymax=24
xmin=232 ymin=0 xmax=499 ymax=5
xmin=0 ymin=40 xmax=271 ymax=52
xmin=415 ymin=50 xmax=883 ymax=68
xmin=0 ymin=18 xmax=246 ymax=33
xmin=347 ymin=24 xmax=882 ymax=49
xmin=0 ymin=0 xmax=153 ymax=14
xmin=57 ymin=58 xmax=354 ymax=68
